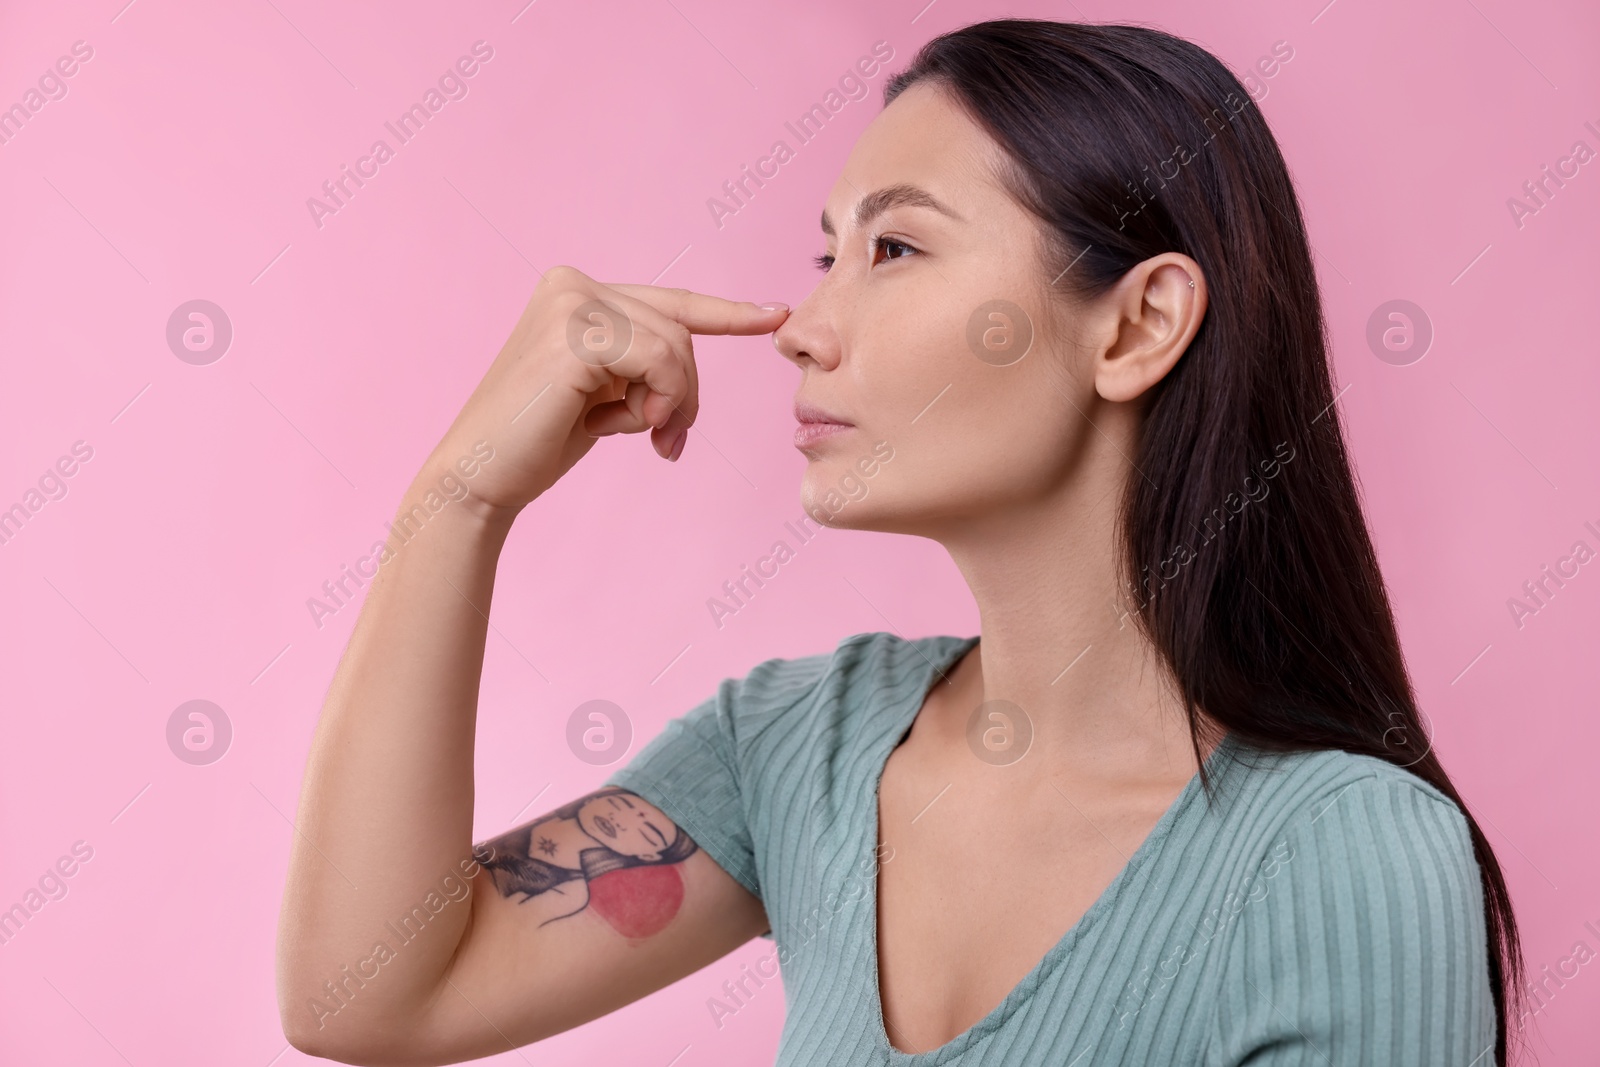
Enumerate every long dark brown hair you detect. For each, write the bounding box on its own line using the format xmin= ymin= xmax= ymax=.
xmin=885 ymin=19 xmax=1524 ymax=1062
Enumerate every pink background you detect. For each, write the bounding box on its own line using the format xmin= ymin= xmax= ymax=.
xmin=1 ymin=0 xmax=1596 ymax=1063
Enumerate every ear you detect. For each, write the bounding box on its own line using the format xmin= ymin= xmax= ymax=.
xmin=1092 ymin=254 xmax=1205 ymax=403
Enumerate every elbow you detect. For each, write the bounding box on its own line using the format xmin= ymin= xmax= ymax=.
xmin=283 ymin=1030 xmax=341 ymax=1064
xmin=281 ymin=1023 xmax=400 ymax=1067
xmin=280 ymin=1001 xmax=450 ymax=1067
xmin=275 ymin=946 xmax=461 ymax=1065
xmin=277 ymin=964 xmax=345 ymax=1060
xmin=283 ymin=1024 xmax=351 ymax=1064
xmin=280 ymin=1003 xmax=360 ymax=1064
xmin=278 ymin=990 xmax=393 ymax=1065
xmin=276 ymin=945 xmax=396 ymax=1063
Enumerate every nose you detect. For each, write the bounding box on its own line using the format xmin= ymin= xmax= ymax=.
xmin=772 ymin=289 xmax=841 ymax=371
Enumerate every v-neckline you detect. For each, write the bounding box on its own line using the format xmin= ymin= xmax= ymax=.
xmin=864 ymin=633 xmax=1238 ymax=1065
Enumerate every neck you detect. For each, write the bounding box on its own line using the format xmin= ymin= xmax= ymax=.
xmin=931 ymin=453 xmax=1212 ymax=784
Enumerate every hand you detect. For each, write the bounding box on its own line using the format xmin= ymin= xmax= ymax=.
xmin=425 ymin=265 xmax=789 ymax=518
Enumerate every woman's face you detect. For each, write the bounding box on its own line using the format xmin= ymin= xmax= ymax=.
xmin=774 ymin=80 xmax=1105 ymax=535
xmin=576 ymin=792 xmax=673 ymax=861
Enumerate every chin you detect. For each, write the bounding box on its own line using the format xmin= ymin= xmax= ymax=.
xmin=797 ymin=435 xmax=903 ymax=528
xmin=798 ymin=484 xmax=893 ymax=533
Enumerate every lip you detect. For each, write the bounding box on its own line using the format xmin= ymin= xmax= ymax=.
xmin=794 ymin=399 xmax=852 ymax=425
xmin=793 ymin=398 xmax=854 ymax=452
xmin=794 ymin=421 xmax=854 ymax=450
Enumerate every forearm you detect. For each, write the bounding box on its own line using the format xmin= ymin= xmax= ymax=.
xmin=277 ymin=451 xmax=519 ymax=1043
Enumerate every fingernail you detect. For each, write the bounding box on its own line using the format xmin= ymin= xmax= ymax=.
xmin=667 ymin=428 xmax=688 ymax=462
xmin=759 ymin=302 xmax=789 ymax=312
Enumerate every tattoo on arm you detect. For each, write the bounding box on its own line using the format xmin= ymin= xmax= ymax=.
xmin=473 ymin=787 xmax=699 ymax=939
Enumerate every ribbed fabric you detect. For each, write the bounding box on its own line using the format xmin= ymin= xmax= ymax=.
xmin=605 ymin=631 xmax=1497 ymax=1065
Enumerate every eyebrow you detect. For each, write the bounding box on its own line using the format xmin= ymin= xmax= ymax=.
xmin=820 ymin=183 xmax=961 ymax=236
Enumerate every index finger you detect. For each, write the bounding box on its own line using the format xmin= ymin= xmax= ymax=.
xmin=608 ymin=283 xmax=789 ymax=336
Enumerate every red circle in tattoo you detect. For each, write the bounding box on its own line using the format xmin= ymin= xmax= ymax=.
xmin=587 ymin=865 xmax=685 ymax=939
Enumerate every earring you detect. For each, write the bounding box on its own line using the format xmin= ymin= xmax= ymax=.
xmin=1187 ymin=280 xmax=1195 ymax=288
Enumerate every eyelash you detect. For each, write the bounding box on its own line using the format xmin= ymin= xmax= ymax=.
xmin=812 ymin=235 xmax=918 ymax=272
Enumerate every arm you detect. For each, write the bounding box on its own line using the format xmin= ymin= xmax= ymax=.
xmin=1205 ymin=774 xmax=1499 ymax=1065
xmin=274 ymin=268 xmax=790 ymax=1064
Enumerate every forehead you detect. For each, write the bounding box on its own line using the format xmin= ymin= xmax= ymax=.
xmin=823 ymin=80 xmax=1012 ymax=231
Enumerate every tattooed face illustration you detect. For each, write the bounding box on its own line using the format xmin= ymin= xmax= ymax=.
xmin=576 ymin=792 xmax=674 ymax=861
xmin=476 ymin=786 xmax=699 ymax=936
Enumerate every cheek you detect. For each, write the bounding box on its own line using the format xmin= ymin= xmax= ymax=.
xmin=908 ymin=361 xmax=1086 ymax=493
xmin=811 ymin=290 xmax=1085 ymax=511
xmin=851 ymin=301 xmax=974 ymax=425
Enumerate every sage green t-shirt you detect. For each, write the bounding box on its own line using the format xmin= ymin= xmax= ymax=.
xmin=605 ymin=631 xmax=1497 ymax=1065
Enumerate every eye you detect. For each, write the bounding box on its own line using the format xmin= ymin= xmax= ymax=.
xmin=871 ymin=235 xmax=918 ymax=264
xmin=810 ymin=236 xmax=919 ymax=273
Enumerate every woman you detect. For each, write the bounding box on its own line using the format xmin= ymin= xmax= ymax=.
xmin=276 ymin=18 xmax=1524 ymax=1066
xmin=472 ymin=786 xmax=699 ymax=935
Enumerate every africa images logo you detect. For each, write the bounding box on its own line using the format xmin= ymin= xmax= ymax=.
xmin=704 ymin=41 xmax=895 ymax=230
xmin=305 ymin=41 xmax=495 ymax=229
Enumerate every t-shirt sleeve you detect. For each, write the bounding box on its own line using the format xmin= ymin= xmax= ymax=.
xmin=603 ymin=681 xmax=763 ymax=903
xmin=1207 ymin=773 xmax=1499 ymax=1065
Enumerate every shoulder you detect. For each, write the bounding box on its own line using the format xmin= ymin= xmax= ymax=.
xmin=703 ymin=630 xmax=974 ymax=745
xmin=1210 ymin=741 xmax=1483 ymax=925
xmin=734 ymin=629 xmax=969 ymax=691
xmin=1216 ymin=738 xmax=1472 ymax=854
xmin=1202 ymin=742 xmax=1497 ymax=1062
